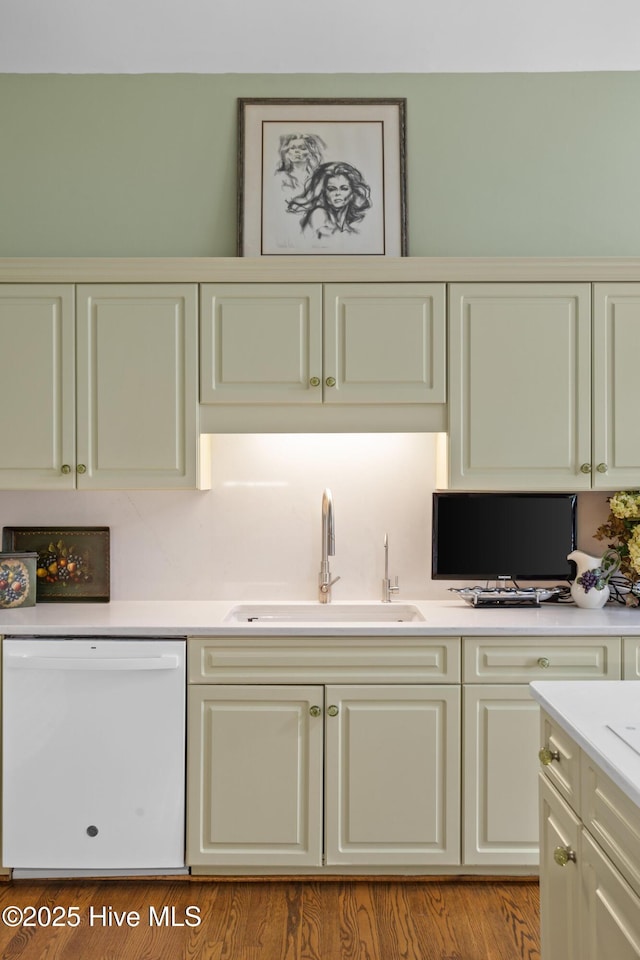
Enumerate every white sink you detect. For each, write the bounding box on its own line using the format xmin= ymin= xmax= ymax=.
xmin=224 ymin=602 xmax=425 ymax=623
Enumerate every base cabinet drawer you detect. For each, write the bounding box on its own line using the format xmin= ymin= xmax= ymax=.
xmin=464 ymin=636 xmax=621 ymax=683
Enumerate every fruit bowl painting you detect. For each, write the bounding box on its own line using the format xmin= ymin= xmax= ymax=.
xmin=1 ymin=527 xmax=110 ymax=602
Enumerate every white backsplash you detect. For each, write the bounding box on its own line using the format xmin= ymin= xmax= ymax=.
xmin=0 ymin=434 xmax=614 ymax=602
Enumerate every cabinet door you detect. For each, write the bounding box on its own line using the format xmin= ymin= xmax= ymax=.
xmin=200 ymin=284 xmax=323 ymax=403
xmin=187 ymin=685 xmax=323 ymax=868
xmin=76 ymin=284 xmax=200 ymax=489
xmin=593 ymin=284 xmax=640 ymax=489
xmin=463 ymin=685 xmax=540 ymax=865
xmin=323 ymin=283 xmax=446 ymax=404
xmin=0 ymin=285 xmax=75 ymax=490
xmin=448 ymin=283 xmax=592 ymax=490
xmin=539 ymin=775 xmax=581 ymax=960
xmin=581 ymin=829 xmax=640 ymax=960
xmin=324 ymin=684 xmax=460 ymax=866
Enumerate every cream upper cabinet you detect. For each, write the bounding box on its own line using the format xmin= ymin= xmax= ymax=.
xmin=323 ymin=284 xmax=446 ymax=404
xmin=200 ymin=283 xmax=323 ymax=404
xmin=0 ymin=285 xmax=76 ymax=490
xmin=0 ymin=283 xmax=204 ymax=490
xmin=200 ymin=282 xmax=446 ymax=406
xmin=448 ymin=283 xmax=592 ymax=490
xmin=592 ymin=284 xmax=640 ymax=489
xmin=76 ymin=284 xmax=202 ymax=490
xmin=324 ymin=684 xmax=460 ymax=866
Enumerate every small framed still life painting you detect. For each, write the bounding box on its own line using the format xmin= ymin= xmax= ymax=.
xmin=238 ymin=98 xmax=407 ymax=257
xmin=1 ymin=526 xmax=110 ymax=602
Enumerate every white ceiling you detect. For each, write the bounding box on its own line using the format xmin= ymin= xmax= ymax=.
xmin=2 ymin=0 xmax=640 ymax=73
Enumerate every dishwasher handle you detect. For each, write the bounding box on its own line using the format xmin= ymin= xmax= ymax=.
xmin=4 ymin=654 xmax=181 ymax=672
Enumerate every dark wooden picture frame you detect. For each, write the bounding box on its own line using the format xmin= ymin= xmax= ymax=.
xmin=2 ymin=526 xmax=111 ymax=602
xmin=238 ymin=98 xmax=407 ymax=257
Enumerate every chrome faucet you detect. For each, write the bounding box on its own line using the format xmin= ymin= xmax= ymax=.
xmin=382 ymin=533 xmax=400 ymax=602
xmin=319 ymin=488 xmax=340 ymax=603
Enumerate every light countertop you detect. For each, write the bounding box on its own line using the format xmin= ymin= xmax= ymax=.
xmin=1 ymin=599 xmax=639 ymax=637
xmin=530 ymin=680 xmax=640 ymax=809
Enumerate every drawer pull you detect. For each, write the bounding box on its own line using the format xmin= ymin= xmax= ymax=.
xmin=327 ymin=705 xmax=339 ymax=717
xmin=309 ymin=705 xmax=322 ymax=718
xmin=553 ymin=845 xmax=577 ymax=867
xmin=539 ymin=746 xmax=560 ymax=766
xmin=537 ymin=656 xmax=551 ymax=669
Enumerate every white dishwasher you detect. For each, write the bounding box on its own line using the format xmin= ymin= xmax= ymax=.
xmin=2 ymin=636 xmax=186 ymax=877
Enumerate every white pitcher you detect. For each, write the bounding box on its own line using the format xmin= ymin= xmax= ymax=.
xmin=567 ymin=549 xmax=611 ymax=609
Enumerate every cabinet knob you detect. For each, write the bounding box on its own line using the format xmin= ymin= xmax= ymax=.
xmin=309 ymin=705 xmax=322 ymax=718
xmin=580 ymin=463 xmax=591 ymax=474
xmin=537 ymin=656 xmax=551 ymax=669
xmin=325 ymin=377 xmax=336 ymax=388
xmin=76 ymin=464 xmax=87 ymax=475
xmin=596 ymin=462 xmax=608 ymax=474
xmin=309 ymin=376 xmax=321 ymax=387
xmin=538 ymin=746 xmax=560 ymax=766
xmin=327 ymin=705 xmax=339 ymax=717
xmin=553 ymin=845 xmax=577 ymax=867
xmin=61 ymin=464 xmax=72 ymax=475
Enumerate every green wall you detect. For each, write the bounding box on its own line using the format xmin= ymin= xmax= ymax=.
xmin=2 ymin=72 xmax=640 ymax=257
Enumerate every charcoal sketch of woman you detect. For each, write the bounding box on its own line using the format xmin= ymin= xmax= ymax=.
xmin=275 ymin=133 xmax=326 ymax=193
xmin=286 ymin=161 xmax=372 ymax=240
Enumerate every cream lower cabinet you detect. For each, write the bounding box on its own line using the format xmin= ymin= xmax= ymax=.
xmin=324 ymin=684 xmax=460 ymax=867
xmin=187 ymin=634 xmax=460 ymax=873
xmin=448 ymin=283 xmax=592 ymax=490
xmin=538 ymin=713 xmax=640 ymax=959
xmin=0 ymin=283 xmax=204 ymax=489
xmin=538 ymin=773 xmax=581 ymax=960
xmin=464 ymin=685 xmax=540 ymax=866
xmin=188 ymin=684 xmax=324 ymax=868
xmin=462 ymin=635 xmax=621 ymax=867
xmin=188 ymin=682 xmax=460 ymax=871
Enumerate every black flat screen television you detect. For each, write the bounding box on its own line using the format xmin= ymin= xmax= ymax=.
xmin=432 ymin=492 xmax=577 ymax=581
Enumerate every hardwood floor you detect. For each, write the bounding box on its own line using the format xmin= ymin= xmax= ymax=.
xmin=0 ymin=878 xmax=540 ymax=960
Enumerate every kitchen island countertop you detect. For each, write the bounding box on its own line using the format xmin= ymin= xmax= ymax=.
xmin=1 ymin=598 xmax=640 ymax=637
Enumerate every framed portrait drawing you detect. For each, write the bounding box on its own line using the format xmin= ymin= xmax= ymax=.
xmin=238 ymin=98 xmax=407 ymax=257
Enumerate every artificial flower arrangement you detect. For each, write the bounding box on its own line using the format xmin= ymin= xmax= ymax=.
xmin=593 ymin=490 xmax=640 ymax=606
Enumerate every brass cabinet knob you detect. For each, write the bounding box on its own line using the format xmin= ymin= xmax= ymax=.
xmin=325 ymin=377 xmax=336 ymax=388
xmin=309 ymin=705 xmax=322 ymax=718
xmin=539 ymin=746 xmax=561 ymax=766
xmin=580 ymin=463 xmax=592 ymax=474
xmin=537 ymin=656 xmax=551 ymax=669
xmin=596 ymin=462 xmax=608 ymax=474
xmin=553 ymin=845 xmax=577 ymax=867
xmin=61 ymin=464 xmax=72 ymax=475
xmin=76 ymin=464 xmax=87 ymax=475
xmin=327 ymin=705 xmax=339 ymax=717
xmin=309 ymin=376 xmax=320 ymax=387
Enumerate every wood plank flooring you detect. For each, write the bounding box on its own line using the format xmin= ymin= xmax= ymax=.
xmin=0 ymin=878 xmax=540 ymax=960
